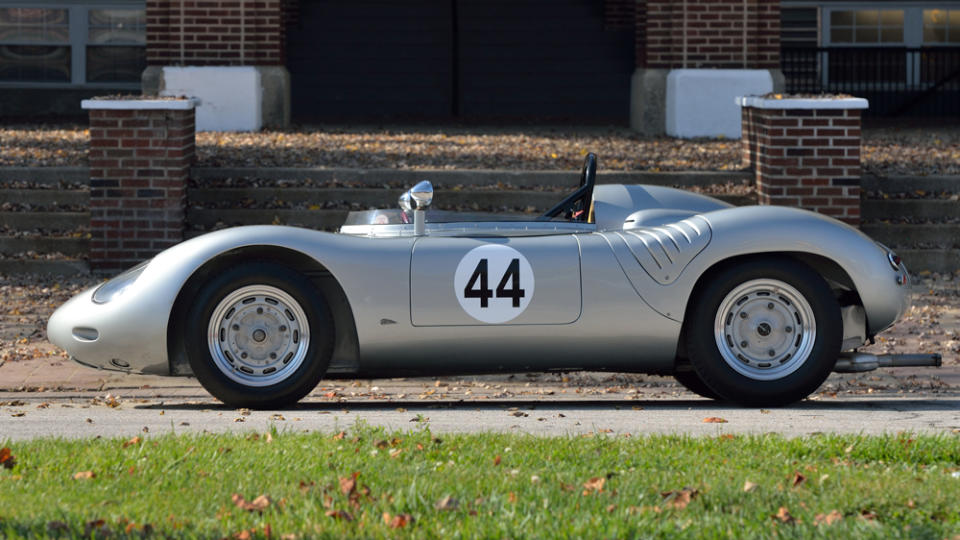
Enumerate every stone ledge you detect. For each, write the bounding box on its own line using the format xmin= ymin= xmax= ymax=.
xmin=736 ymin=96 xmax=869 ymax=110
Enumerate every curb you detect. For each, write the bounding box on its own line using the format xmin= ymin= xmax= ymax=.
xmin=192 ymin=167 xmax=755 ymax=187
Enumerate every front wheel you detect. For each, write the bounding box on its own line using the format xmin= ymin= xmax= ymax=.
xmin=673 ymin=370 xmax=723 ymax=400
xmin=685 ymin=258 xmax=841 ymax=406
xmin=185 ymin=262 xmax=333 ymax=408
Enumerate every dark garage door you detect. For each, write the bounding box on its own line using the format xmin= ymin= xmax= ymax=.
xmin=287 ymin=0 xmax=454 ymax=119
xmin=287 ymin=0 xmax=634 ymax=122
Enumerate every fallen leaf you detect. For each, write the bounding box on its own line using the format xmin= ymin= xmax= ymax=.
xmin=339 ymin=472 xmax=358 ymax=496
xmin=791 ymin=472 xmax=807 ymax=488
xmin=435 ymin=495 xmax=458 ymax=511
xmin=660 ymin=487 xmax=699 ymax=509
xmin=703 ymin=417 xmax=728 ymax=423
xmin=231 ymin=493 xmax=271 ymax=512
xmin=84 ymin=519 xmax=109 ymax=536
xmin=773 ymin=506 xmax=796 ymax=524
xmin=332 ymin=431 xmax=346 ymax=440
xmin=0 ymin=447 xmax=16 ymax=469
xmin=814 ymin=510 xmax=843 ymax=525
xmin=325 ymin=509 xmax=354 ymax=521
xmin=73 ymin=471 xmax=95 ymax=480
xmin=122 ymin=436 xmax=141 ymax=448
xmin=383 ymin=512 xmax=413 ymax=529
xmin=582 ymin=477 xmax=606 ymax=495
xmin=743 ymin=481 xmax=758 ymax=492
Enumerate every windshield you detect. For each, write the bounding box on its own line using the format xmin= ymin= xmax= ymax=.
xmin=342 ymin=209 xmax=537 ymax=226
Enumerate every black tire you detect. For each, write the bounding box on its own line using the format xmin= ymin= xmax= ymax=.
xmin=185 ymin=262 xmax=333 ymax=408
xmin=685 ymin=257 xmax=841 ymax=407
xmin=673 ymin=370 xmax=723 ymax=400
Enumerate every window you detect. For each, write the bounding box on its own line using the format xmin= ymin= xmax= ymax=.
xmin=0 ymin=3 xmax=144 ymax=86
xmin=829 ymin=10 xmax=904 ymax=44
xmin=86 ymin=9 xmax=145 ymax=83
xmin=923 ymin=9 xmax=960 ymax=44
xmin=0 ymin=8 xmax=71 ymax=82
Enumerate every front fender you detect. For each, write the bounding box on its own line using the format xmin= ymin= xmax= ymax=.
xmin=643 ymin=206 xmax=908 ymax=334
xmin=48 ymin=226 xmax=413 ymax=375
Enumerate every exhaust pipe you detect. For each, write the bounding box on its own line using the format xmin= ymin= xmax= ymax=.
xmin=834 ymin=352 xmax=943 ymax=373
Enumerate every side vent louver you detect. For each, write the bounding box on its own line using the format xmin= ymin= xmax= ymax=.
xmin=616 ymin=216 xmax=711 ymax=284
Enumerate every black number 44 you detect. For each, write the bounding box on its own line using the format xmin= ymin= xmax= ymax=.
xmin=464 ymin=258 xmax=525 ymax=308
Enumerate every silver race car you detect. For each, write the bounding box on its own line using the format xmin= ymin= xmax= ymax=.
xmin=48 ymin=154 xmax=940 ymax=408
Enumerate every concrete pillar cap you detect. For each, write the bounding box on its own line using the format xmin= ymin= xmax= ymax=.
xmin=735 ymin=96 xmax=868 ymax=110
xmin=81 ymin=98 xmax=199 ymax=110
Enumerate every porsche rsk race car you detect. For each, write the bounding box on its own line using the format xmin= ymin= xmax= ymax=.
xmin=47 ymin=154 xmax=940 ymax=408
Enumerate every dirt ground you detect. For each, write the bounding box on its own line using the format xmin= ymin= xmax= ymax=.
xmin=1 ymin=124 xmax=959 ymax=176
xmin=2 ymin=272 xmax=957 ymax=396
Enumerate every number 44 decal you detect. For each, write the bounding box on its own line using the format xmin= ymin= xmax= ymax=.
xmin=464 ymin=258 xmax=525 ymax=308
xmin=453 ymin=244 xmax=535 ymax=324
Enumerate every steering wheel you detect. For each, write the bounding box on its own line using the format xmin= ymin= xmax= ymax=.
xmin=540 ymin=153 xmax=596 ymax=221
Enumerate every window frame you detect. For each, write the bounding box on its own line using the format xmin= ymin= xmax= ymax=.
xmin=821 ymin=4 xmax=960 ymax=48
xmin=0 ymin=0 xmax=144 ymax=89
xmin=818 ymin=4 xmax=960 ymax=90
xmin=922 ymin=8 xmax=960 ymax=44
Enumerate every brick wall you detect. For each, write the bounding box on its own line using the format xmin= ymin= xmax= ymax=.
xmin=86 ymin=104 xmax=196 ymax=271
xmin=741 ymin=102 xmax=864 ymax=225
xmin=643 ymin=0 xmax=779 ymax=69
xmin=604 ymin=0 xmax=636 ymax=30
xmin=146 ymin=0 xmax=285 ymax=66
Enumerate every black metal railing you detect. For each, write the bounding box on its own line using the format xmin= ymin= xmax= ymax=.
xmin=781 ymin=47 xmax=960 ymax=117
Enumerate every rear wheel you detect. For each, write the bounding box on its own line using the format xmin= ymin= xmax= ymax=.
xmin=673 ymin=370 xmax=723 ymax=400
xmin=685 ymin=257 xmax=841 ymax=406
xmin=185 ymin=262 xmax=333 ymax=408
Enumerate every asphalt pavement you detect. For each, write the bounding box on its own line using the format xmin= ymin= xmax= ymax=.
xmin=1 ymin=355 xmax=958 ymax=440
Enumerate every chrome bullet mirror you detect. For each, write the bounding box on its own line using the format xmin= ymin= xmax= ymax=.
xmin=410 ymin=180 xmax=433 ymax=209
xmin=398 ymin=191 xmax=413 ymax=213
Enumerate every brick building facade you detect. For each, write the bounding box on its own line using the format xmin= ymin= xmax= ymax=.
xmin=145 ymin=0 xmax=287 ymax=66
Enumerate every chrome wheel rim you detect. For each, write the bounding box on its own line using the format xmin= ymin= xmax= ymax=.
xmin=207 ymin=285 xmax=309 ymax=387
xmin=713 ymin=279 xmax=816 ymax=381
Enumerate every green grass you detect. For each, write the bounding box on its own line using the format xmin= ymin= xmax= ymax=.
xmin=1 ymin=427 xmax=959 ymax=539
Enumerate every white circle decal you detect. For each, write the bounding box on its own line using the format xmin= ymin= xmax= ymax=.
xmin=454 ymin=244 xmax=534 ymax=324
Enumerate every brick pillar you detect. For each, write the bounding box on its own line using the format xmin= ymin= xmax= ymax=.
xmin=82 ymin=98 xmax=196 ymax=272
xmin=737 ymin=96 xmax=868 ymax=225
xmin=631 ymin=0 xmax=783 ymax=135
xmin=643 ymin=0 xmax=780 ymax=69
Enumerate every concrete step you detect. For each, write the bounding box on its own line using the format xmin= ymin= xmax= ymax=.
xmin=191 ymin=167 xmax=754 ymax=188
xmin=0 ymin=167 xmax=88 ymax=185
xmin=1 ymin=189 xmax=88 ymax=206
xmin=863 ymin=175 xmax=960 ymax=194
xmin=897 ymin=249 xmax=960 ymax=273
xmin=862 ymin=200 xmax=960 ymax=221
xmin=0 ymin=211 xmax=88 ymax=230
xmin=188 ymin=188 xmax=754 ymax=210
xmin=0 ymin=258 xmax=89 ymax=275
xmin=0 ymin=236 xmax=89 ymax=256
xmin=861 ymin=223 xmax=960 ymax=248
xmin=186 ymin=209 xmax=350 ymax=230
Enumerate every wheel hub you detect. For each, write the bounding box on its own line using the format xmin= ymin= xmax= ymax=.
xmin=207 ymin=285 xmax=310 ymax=387
xmin=713 ymin=279 xmax=816 ymax=381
